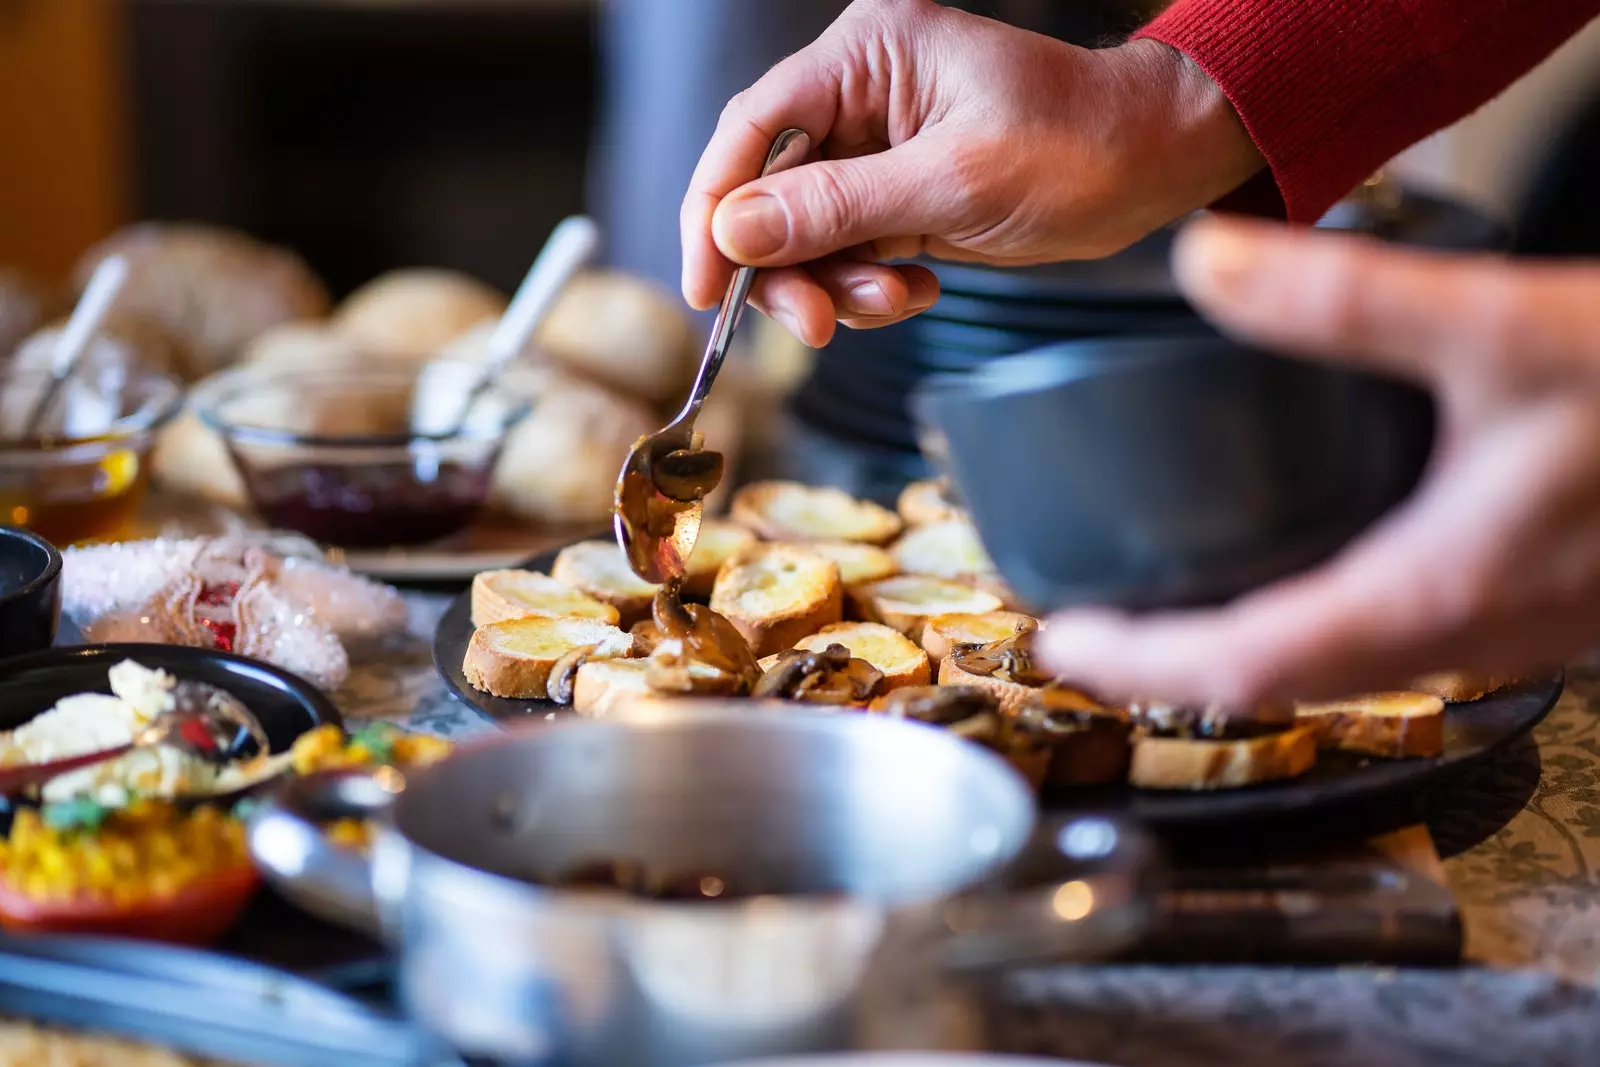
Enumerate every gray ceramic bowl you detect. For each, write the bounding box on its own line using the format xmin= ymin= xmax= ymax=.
xmin=911 ymin=335 xmax=1435 ymax=612
xmin=0 ymin=525 xmax=60 ymax=656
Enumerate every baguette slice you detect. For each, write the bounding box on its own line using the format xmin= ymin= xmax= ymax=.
xmin=850 ymin=575 xmax=1003 ymax=641
xmin=789 ymin=622 xmax=931 ymax=692
xmin=550 ymin=540 xmax=661 ymax=626
xmin=572 ymin=658 xmax=729 ymax=717
xmin=463 ymin=616 xmax=633 ymax=699
xmin=803 ymin=540 xmax=899 ymax=586
xmin=921 ymin=611 xmax=1038 ymax=663
xmin=1410 ymin=671 xmax=1511 ymax=704
xmin=682 ymin=519 xmax=759 ymax=599
xmin=1129 ymin=726 xmax=1318 ymax=791
xmin=897 ymin=478 xmax=965 ymax=527
xmin=938 ymin=653 xmax=1054 ymax=718
xmin=889 ymin=519 xmax=995 ymax=580
xmin=710 ymin=543 xmax=843 ymax=656
xmin=470 ymin=569 xmax=621 ymax=628
xmin=731 ymin=481 xmax=902 ymax=544
xmin=1294 ymin=692 xmax=1446 ymax=758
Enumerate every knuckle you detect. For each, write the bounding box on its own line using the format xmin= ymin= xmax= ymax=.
xmin=801 ymin=163 xmax=867 ymax=234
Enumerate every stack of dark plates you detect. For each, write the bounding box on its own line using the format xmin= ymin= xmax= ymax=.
xmin=782 ymin=188 xmax=1507 ymax=503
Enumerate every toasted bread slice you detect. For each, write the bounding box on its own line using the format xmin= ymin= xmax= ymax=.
xmin=731 ymin=481 xmax=902 ymax=544
xmin=937 ymin=653 xmax=1047 ymax=718
xmin=463 ymin=616 xmax=633 ymax=699
xmin=896 ymin=478 xmax=965 ymax=527
xmin=788 ymin=622 xmax=931 ymax=691
xmin=1128 ymin=726 xmax=1318 ymax=790
xmin=470 ymin=569 xmax=621 ymax=628
xmin=803 ymin=540 xmax=899 ymax=586
xmin=1410 ymin=672 xmax=1510 ymax=704
xmin=709 ymin=543 xmax=843 ymax=656
xmin=850 ymin=575 xmax=1004 ymax=642
xmin=682 ymin=519 xmax=759 ymax=599
xmin=889 ymin=519 xmax=995 ymax=580
xmin=1294 ymin=692 xmax=1446 ymax=758
xmin=921 ymin=611 xmax=1038 ymax=663
xmin=571 ymin=657 xmax=730 ymax=717
xmin=550 ymin=540 xmax=661 ymax=626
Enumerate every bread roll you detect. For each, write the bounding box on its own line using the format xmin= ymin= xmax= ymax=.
xmin=537 ymin=270 xmax=698 ymax=404
xmin=0 ymin=266 xmax=47 ymax=360
xmin=73 ymin=222 xmax=330 ymax=379
xmin=333 ymin=269 xmax=505 ymax=363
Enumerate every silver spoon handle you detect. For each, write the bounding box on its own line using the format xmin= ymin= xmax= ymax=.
xmin=674 ymin=127 xmax=811 ymax=428
xmin=21 ymin=254 xmax=128 ymax=440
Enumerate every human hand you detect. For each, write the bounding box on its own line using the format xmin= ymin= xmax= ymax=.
xmin=680 ymin=0 xmax=1261 ymax=347
xmin=1039 ymin=215 xmax=1600 ymax=705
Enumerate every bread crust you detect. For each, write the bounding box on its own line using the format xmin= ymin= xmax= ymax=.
xmin=710 ymin=543 xmax=843 ymax=657
xmin=896 ymin=479 xmax=964 ymax=526
xmin=470 ymin=569 xmax=621 ymax=628
xmin=851 ymin=576 xmax=1004 ymax=642
xmin=731 ymin=481 xmax=902 ymax=544
xmin=1294 ymin=692 xmax=1446 ymax=758
xmin=462 ymin=617 xmax=631 ymax=699
xmin=920 ymin=611 xmax=1037 ymax=664
xmin=1129 ymin=726 xmax=1318 ymax=790
xmin=1410 ymin=672 xmax=1512 ymax=704
xmin=937 ymin=655 xmax=1041 ymax=719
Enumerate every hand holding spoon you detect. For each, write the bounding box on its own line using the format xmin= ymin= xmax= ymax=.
xmin=614 ymin=128 xmax=811 ymax=584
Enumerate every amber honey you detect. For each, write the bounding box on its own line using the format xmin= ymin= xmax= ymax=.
xmin=0 ymin=447 xmax=150 ymax=546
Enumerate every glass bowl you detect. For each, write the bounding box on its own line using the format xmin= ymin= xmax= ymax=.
xmin=0 ymin=367 xmax=183 ymax=546
xmin=197 ymin=362 xmax=533 ymax=549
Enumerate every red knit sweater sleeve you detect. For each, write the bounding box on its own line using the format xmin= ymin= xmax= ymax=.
xmin=1135 ymin=1 xmax=1600 ymax=223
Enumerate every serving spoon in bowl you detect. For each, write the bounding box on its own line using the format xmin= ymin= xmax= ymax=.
xmin=0 ymin=681 xmax=270 ymax=797
xmin=614 ymin=128 xmax=811 ymax=584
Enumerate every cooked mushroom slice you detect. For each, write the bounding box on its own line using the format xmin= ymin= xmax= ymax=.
xmin=645 ymin=639 xmax=742 ymax=696
xmin=547 ymin=643 xmax=600 ymax=705
xmin=650 ymin=579 xmax=760 ymax=688
xmin=753 ymin=643 xmax=883 ymax=705
xmin=1126 ymin=699 xmax=1295 ymax=740
xmin=949 ymin=627 xmax=1055 ymax=686
xmin=872 ymin=685 xmax=999 ymax=726
xmin=651 ymin=446 xmax=724 ymax=503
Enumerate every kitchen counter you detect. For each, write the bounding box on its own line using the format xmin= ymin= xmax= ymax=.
xmin=365 ymin=592 xmax=1600 ymax=1067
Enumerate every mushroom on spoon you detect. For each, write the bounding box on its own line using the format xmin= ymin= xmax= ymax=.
xmin=614 ymin=128 xmax=811 ymax=584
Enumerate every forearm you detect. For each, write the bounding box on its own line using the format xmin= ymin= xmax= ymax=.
xmin=1137 ymin=0 xmax=1600 ymax=222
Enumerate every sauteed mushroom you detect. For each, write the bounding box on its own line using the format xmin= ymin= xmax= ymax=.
xmin=643 ymin=578 xmax=760 ymax=690
xmin=753 ymin=643 xmax=883 ymax=705
xmin=546 ymin=644 xmax=599 ymax=705
xmin=651 ymin=447 xmax=724 ymax=503
xmin=872 ymin=684 xmax=999 ymax=726
xmin=1126 ymin=700 xmax=1296 ymax=740
xmin=948 ymin=626 xmax=1054 ymax=686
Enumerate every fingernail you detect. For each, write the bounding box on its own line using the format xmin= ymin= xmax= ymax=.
xmin=844 ymin=281 xmax=893 ymax=317
xmin=718 ymin=194 xmax=789 ymax=261
xmin=1174 ymin=219 xmax=1259 ymax=302
xmin=905 ymin=272 xmax=939 ymax=310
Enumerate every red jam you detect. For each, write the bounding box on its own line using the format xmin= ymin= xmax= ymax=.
xmin=240 ymin=462 xmax=493 ymax=549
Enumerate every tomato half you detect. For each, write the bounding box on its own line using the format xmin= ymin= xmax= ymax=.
xmin=0 ymin=862 xmax=259 ymax=946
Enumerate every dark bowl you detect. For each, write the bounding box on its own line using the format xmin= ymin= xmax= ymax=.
xmin=912 ymin=336 xmax=1436 ymax=612
xmin=0 ymin=526 xmax=61 ymax=657
xmin=0 ymin=643 xmax=339 ymax=751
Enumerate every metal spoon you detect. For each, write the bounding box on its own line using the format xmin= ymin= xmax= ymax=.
xmin=613 ymin=128 xmax=811 ymax=583
xmin=411 ymin=215 xmax=601 ymax=439
xmin=14 ymin=254 xmax=128 ymax=442
xmin=0 ymin=681 xmax=269 ymax=797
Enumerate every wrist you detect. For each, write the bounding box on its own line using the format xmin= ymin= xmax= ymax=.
xmin=1104 ymin=38 xmax=1265 ymax=218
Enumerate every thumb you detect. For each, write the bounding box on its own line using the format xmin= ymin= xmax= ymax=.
xmin=1173 ymin=215 xmax=1600 ymax=388
xmin=711 ymin=137 xmax=968 ymax=267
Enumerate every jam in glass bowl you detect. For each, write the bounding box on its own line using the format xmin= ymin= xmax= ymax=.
xmin=0 ymin=367 xmax=182 ymax=546
xmin=197 ymin=363 xmax=532 ymax=549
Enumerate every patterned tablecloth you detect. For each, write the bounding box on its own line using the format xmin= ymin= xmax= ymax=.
xmin=355 ymin=593 xmax=1600 ymax=1067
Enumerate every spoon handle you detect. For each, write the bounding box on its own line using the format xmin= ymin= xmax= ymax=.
xmin=673 ymin=128 xmax=811 ymax=428
xmin=20 ymin=254 xmax=128 ymax=440
xmin=0 ymin=743 xmax=134 ymax=797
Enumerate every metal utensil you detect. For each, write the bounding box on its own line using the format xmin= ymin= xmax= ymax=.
xmin=412 ymin=216 xmax=601 ymax=439
xmin=248 ymin=705 xmax=1156 ymax=1067
xmin=14 ymin=254 xmax=128 ymax=442
xmin=614 ymin=128 xmax=810 ymax=583
xmin=0 ymin=680 xmax=268 ymax=796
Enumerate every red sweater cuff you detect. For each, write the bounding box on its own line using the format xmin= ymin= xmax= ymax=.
xmin=1136 ymin=0 xmax=1600 ymax=224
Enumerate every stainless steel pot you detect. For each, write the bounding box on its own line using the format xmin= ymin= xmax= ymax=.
xmin=247 ymin=706 xmax=1157 ymax=1066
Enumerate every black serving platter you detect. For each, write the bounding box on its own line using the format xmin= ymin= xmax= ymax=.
xmin=434 ymin=542 xmax=1562 ymax=828
xmin=0 ymin=643 xmax=339 ymax=751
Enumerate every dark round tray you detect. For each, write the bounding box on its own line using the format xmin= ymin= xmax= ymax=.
xmin=433 ymin=541 xmax=1562 ymax=828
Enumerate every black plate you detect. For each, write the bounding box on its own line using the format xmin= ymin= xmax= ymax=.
xmin=0 ymin=643 xmax=340 ymax=751
xmin=434 ymin=541 xmax=1562 ymax=827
